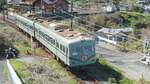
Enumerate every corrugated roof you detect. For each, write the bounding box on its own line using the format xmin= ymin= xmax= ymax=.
xmin=9 ymin=0 xmax=22 ymax=4
xmin=20 ymin=0 xmax=37 ymax=5
xmin=43 ymin=0 xmax=58 ymax=4
xmin=43 ymin=0 xmax=69 ymax=4
xmin=97 ymin=28 xmax=133 ymax=35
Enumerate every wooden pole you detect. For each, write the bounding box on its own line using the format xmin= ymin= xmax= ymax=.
xmin=70 ymin=0 xmax=73 ymax=30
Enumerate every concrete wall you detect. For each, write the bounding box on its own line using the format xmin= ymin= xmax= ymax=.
xmin=98 ymin=36 xmax=117 ymax=45
xmin=6 ymin=60 xmax=22 ymax=84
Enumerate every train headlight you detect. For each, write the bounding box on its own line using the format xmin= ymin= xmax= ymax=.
xmin=72 ymin=52 xmax=78 ymax=56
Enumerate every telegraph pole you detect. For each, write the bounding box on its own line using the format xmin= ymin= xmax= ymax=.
xmin=41 ymin=0 xmax=43 ymax=17
xmin=143 ymin=37 xmax=150 ymax=56
xmin=140 ymin=37 xmax=150 ymax=65
xmin=70 ymin=0 xmax=74 ymax=30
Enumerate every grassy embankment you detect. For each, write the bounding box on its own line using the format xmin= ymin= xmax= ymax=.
xmin=118 ymin=11 xmax=150 ymax=27
xmin=10 ymin=54 xmax=135 ymax=84
xmin=10 ymin=59 xmax=77 ymax=84
xmin=95 ymin=55 xmax=150 ymax=84
xmin=0 ymin=19 xmax=76 ymax=84
xmin=93 ymin=55 xmax=133 ymax=84
xmin=0 ymin=19 xmax=48 ymax=56
xmin=0 ymin=20 xmax=75 ymax=84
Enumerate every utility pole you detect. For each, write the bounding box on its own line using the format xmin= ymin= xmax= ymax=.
xmin=41 ymin=0 xmax=43 ymax=17
xmin=143 ymin=37 xmax=150 ymax=56
xmin=70 ymin=0 xmax=74 ymax=30
xmin=33 ymin=21 xmax=36 ymax=55
xmin=141 ymin=37 xmax=150 ymax=65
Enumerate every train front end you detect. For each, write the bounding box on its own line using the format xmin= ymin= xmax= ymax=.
xmin=69 ymin=38 xmax=96 ymax=67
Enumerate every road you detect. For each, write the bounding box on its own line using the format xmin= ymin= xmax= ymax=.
xmin=0 ymin=60 xmax=10 ymax=84
xmin=96 ymin=44 xmax=150 ymax=81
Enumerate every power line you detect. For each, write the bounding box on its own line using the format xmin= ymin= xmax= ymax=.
xmin=52 ymin=9 xmax=145 ymax=54
xmin=54 ymin=7 xmax=144 ymax=43
xmin=57 ymin=8 xmax=144 ymax=42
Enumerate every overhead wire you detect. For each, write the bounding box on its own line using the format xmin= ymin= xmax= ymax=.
xmin=52 ymin=8 xmax=145 ymax=54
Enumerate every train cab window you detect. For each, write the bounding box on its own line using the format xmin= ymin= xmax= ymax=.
xmin=76 ymin=46 xmax=82 ymax=53
xmin=72 ymin=46 xmax=82 ymax=56
xmin=83 ymin=45 xmax=94 ymax=52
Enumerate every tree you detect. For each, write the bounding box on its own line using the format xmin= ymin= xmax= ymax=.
xmin=0 ymin=0 xmax=7 ymax=21
xmin=112 ymin=0 xmax=120 ymax=4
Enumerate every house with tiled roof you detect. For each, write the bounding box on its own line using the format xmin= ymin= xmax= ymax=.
xmin=8 ymin=0 xmax=22 ymax=5
xmin=9 ymin=0 xmax=69 ymax=15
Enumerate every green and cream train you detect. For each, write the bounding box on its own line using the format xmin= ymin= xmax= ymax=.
xmin=15 ymin=14 xmax=96 ymax=67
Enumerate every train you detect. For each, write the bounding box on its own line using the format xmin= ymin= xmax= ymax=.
xmin=13 ymin=14 xmax=96 ymax=67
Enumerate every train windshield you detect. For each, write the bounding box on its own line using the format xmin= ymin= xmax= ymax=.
xmin=83 ymin=45 xmax=94 ymax=55
xmin=72 ymin=45 xmax=94 ymax=56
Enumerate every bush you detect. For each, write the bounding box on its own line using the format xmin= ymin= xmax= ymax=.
xmin=132 ymin=6 xmax=144 ymax=13
xmin=108 ymin=78 xmax=117 ymax=84
xmin=133 ymin=27 xmax=141 ymax=39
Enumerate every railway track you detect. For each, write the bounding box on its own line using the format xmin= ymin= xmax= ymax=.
xmin=69 ymin=67 xmax=96 ymax=81
xmin=3 ymin=16 xmax=100 ymax=84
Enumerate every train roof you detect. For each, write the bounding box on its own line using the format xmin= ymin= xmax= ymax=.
xmin=16 ymin=13 xmax=93 ymax=43
xmin=22 ymin=13 xmax=89 ymax=40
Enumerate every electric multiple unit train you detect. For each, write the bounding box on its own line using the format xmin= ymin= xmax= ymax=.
xmin=14 ymin=14 xmax=96 ymax=67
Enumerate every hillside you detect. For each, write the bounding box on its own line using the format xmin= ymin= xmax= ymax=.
xmin=0 ymin=20 xmax=30 ymax=58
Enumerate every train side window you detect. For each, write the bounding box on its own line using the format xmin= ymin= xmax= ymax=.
xmin=60 ymin=44 xmax=63 ymax=50
xmin=56 ymin=42 xmax=59 ymax=48
xmin=62 ymin=46 xmax=65 ymax=53
xmin=66 ymin=48 xmax=68 ymax=54
xmin=51 ymin=40 xmax=55 ymax=45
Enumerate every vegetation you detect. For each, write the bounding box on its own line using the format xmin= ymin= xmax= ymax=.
xmin=11 ymin=53 xmax=133 ymax=84
xmin=0 ymin=20 xmax=49 ymax=56
xmin=97 ymin=55 xmax=133 ymax=84
xmin=10 ymin=60 xmax=30 ymax=83
xmin=10 ymin=59 xmax=77 ymax=84
xmin=118 ymin=12 xmax=150 ymax=27
xmin=0 ymin=0 xmax=7 ymax=20
xmin=0 ymin=0 xmax=6 ymax=11
xmin=83 ymin=11 xmax=150 ymax=31
xmin=44 ymin=59 xmax=77 ymax=84
xmin=97 ymin=55 xmax=150 ymax=84
xmin=0 ymin=20 xmax=31 ymax=57
xmin=117 ymin=39 xmax=142 ymax=52
xmin=0 ymin=19 xmax=76 ymax=84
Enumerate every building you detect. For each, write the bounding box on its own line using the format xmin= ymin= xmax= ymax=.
xmin=102 ymin=5 xmax=118 ymax=13
xmin=7 ymin=0 xmax=22 ymax=5
xmin=136 ymin=0 xmax=150 ymax=13
xmin=137 ymin=0 xmax=150 ymax=4
xmin=9 ymin=0 xmax=69 ymax=15
xmin=95 ymin=28 xmax=133 ymax=45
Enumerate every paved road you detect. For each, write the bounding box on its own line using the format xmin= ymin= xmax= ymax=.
xmin=96 ymin=44 xmax=150 ymax=81
xmin=0 ymin=60 xmax=10 ymax=84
